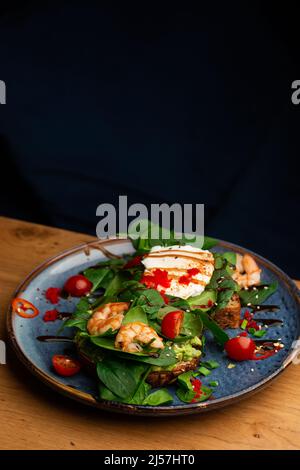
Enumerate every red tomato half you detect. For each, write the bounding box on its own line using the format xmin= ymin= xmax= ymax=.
xmin=63 ymin=274 xmax=92 ymax=297
xmin=161 ymin=310 xmax=184 ymax=339
xmin=224 ymin=336 xmax=256 ymax=361
xmin=52 ymin=355 xmax=81 ymax=377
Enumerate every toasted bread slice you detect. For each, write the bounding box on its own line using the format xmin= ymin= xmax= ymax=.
xmin=213 ymin=293 xmax=241 ymax=329
xmin=146 ymin=357 xmax=200 ymax=387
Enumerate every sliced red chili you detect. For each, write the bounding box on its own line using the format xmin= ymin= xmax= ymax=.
xmin=12 ymin=298 xmax=39 ymax=319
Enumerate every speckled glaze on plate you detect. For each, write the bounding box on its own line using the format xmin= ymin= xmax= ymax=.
xmin=6 ymin=238 xmax=300 ymax=417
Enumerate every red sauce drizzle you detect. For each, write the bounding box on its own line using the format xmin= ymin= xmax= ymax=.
xmin=43 ymin=309 xmax=59 ymax=322
xmin=45 ymin=287 xmax=61 ymax=304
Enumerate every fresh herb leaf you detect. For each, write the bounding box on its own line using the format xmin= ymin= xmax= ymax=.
xmin=215 ymin=288 xmax=235 ymax=310
xmin=222 ymin=252 xmax=237 ymax=266
xmin=122 ymin=306 xmax=149 ymax=325
xmin=90 ymin=336 xmax=177 ymax=366
xmin=176 ymin=388 xmax=195 ymax=403
xmin=142 ymin=389 xmax=173 ymax=406
xmin=176 ymin=385 xmax=213 ymax=403
xmin=239 ymin=282 xmax=278 ymax=306
xmin=96 ymin=358 xmax=143 ymax=400
xmin=98 ymin=383 xmax=122 ymax=402
xmin=83 ymin=267 xmax=112 ymax=292
xmin=198 ymin=366 xmax=211 ymax=376
xmin=181 ymin=312 xmax=203 ymax=337
xmin=253 ymin=329 xmax=267 ymax=338
xmin=201 ymin=360 xmax=220 ymax=369
xmin=188 ymin=290 xmax=217 ymax=311
xmin=197 ymin=311 xmax=229 ymax=346
xmin=177 ymin=370 xmax=194 ymax=391
xmin=209 ymin=381 xmax=219 ymax=387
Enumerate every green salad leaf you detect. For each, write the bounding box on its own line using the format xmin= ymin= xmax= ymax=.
xmin=90 ymin=336 xmax=178 ymax=366
xmin=187 ymin=289 xmax=217 ymax=311
xmin=83 ymin=267 xmax=113 ymax=292
xmin=122 ymin=306 xmax=148 ymax=325
xmin=97 ymin=358 xmax=146 ymax=400
xmin=62 ymin=297 xmax=91 ymax=332
xmin=181 ymin=312 xmax=203 ymax=337
xmin=142 ymin=389 xmax=173 ymax=406
xmin=239 ymin=282 xmax=278 ymax=306
xmin=196 ymin=311 xmax=229 ymax=346
xmin=175 ymin=373 xmax=213 ymax=404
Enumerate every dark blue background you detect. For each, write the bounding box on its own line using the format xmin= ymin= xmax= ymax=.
xmin=0 ymin=3 xmax=299 ymax=276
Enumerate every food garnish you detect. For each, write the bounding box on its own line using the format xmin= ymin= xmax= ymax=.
xmin=12 ymin=298 xmax=39 ymax=319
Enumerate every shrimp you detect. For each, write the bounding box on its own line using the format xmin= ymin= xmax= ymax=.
xmin=115 ymin=321 xmax=164 ymax=353
xmin=232 ymin=253 xmax=261 ymax=288
xmin=87 ymin=302 xmax=129 ymax=336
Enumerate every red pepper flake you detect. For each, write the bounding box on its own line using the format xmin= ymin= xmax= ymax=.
xmin=187 ymin=268 xmax=200 ymax=276
xmin=124 ymin=255 xmax=144 ymax=269
xmin=240 ymin=309 xmax=259 ymax=332
xmin=191 ymin=377 xmax=202 ymax=402
xmin=179 ymin=268 xmax=200 ymax=285
xmin=178 ymin=275 xmax=190 ymax=285
xmin=43 ymin=309 xmax=59 ymax=322
xmin=45 ymin=287 xmax=61 ymax=304
xmin=140 ymin=269 xmax=171 ymax=289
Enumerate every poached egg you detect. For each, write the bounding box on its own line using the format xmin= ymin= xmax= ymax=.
xmin=141 ymin=245 xmax=215 ymax=299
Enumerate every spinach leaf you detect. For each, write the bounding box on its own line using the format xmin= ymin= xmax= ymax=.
xmin=188 ymin=289 xmax=217 ymax=311
xmin=196 ymin=311 xmax=229 ymax=346
xmin=133 ymin=288 xmax=165 ymax=318
xmin=177 ymin=370 xmax=194 ymax=391
xmin=222 ymin=252 xmax=237 ymax=266
xmin=176 ymin=384 xmax=212 ymax=403
xmin=129 ymin=219 xmax=218 ymax=252
xmin=96 ymin=358 xmax=146 ymax=400
xmin=181 ymin=312 xmax=203 ymax=337
xmin=239 ymin=282 xmax=278 ymax=306
xmin=202 ymin=236 xmax=218 ymax=250
xmin=128 ymin=378 xmax=152 ymax=405
xmin=98 ymin=383 xmax=121 ymax=402
xmin=168 ymin=297 xmax=190 ymax=310
xmin=83 ymin=267 xmax=112 ymax=292
xmin=118 ymin=347 xmax=178 ymax=367
xmin=62 ymin=317 xmax=88 ymax=331
xmin=216 ymin=288 xmax=235 ymax=310
xmin=104 ymin=272 xmax=128 ymax=298
xmin=176 ymin=388 xmax=195 ymax=403
xmin=90 ymin=336 xmax=178 ymax=366
xmin=61 ymin=297 xmax=91 ymax=331
xmin=122 ymin=306 xmax=148 ymax=325
xmin=142 ymin=389 xmax=173 ymax=406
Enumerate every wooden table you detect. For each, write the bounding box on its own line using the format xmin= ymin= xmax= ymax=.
xmin=0 ymin=216 xmax=299 ymax=450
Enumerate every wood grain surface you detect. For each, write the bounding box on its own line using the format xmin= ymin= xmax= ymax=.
xmin=0 ymin=216 xmax=299 ymax=450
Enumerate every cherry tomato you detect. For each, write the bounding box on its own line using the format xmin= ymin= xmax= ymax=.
xmin=161 ymin=310 xmax=184 ymax=339
xmin=63 ymin=274 xmax=92 ymax=297
xmin=52 ymin=355 xmax=81 ymax=377
xmin=224 ymin=336 xmax=256 ymax=361
xmin=12 ymin=298 xmax=39 ymax=319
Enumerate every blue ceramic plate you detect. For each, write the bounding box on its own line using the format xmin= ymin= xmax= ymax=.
xmin=6 ymin=238 xmax=300 ymax=416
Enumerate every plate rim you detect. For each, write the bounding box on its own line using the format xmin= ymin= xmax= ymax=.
xmin=6 ymin=237 xmax=300 ymax=417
